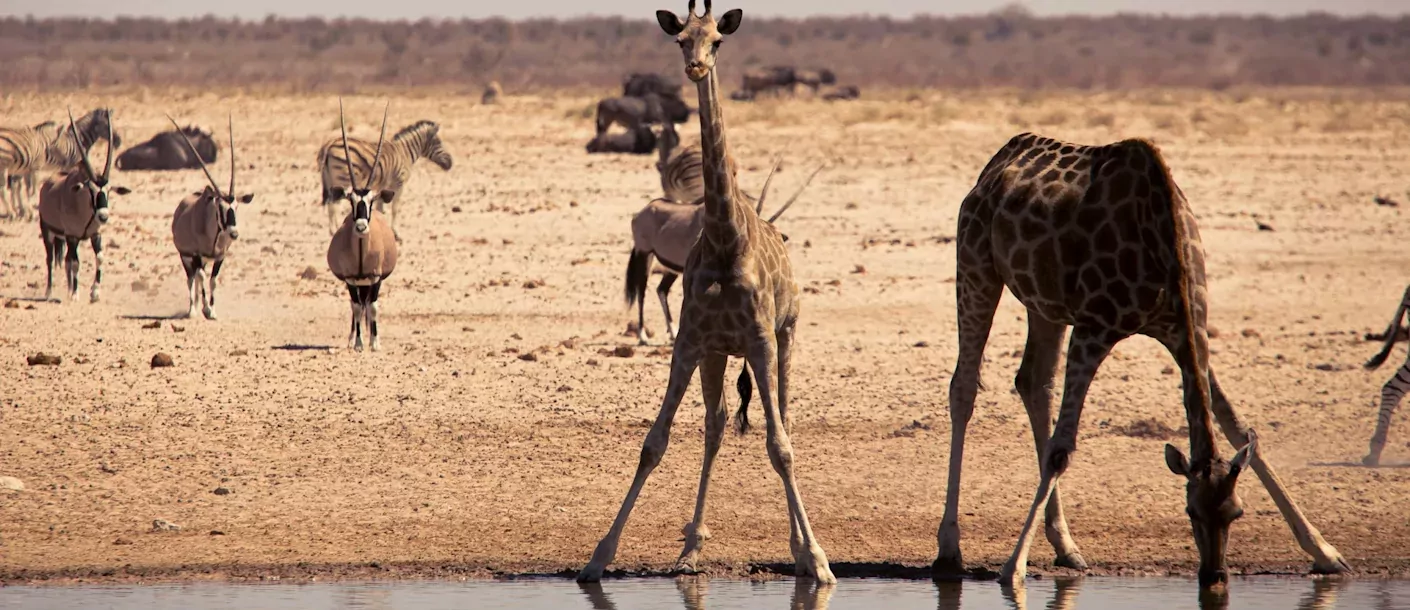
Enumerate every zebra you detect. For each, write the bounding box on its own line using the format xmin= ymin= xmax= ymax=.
xmin=0 ymin=121 xmax=59 ymax=220
xmin=317 ymin=118 xmax=453 ymax=240
xmin=656 ymin=119 xmax=704 ymax=204
xmin=1362 ymin=284 xmax=1410 ymax=466
xmin=326 ymin=100 xmax=398 ymax=353
xmin=37 ymin=110 xmax=129 ymax=303
xmin=168 ymin=114 xmax=254 ymax=320
xmin=7 ymin=108 xmax=122 ymax=220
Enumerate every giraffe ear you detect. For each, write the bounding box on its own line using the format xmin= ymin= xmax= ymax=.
xmin=1164 ymin=444 xmax=1191 ymax=478
xmin=657 ymin=10 xmax=684 ymax=35
xmin=717 ymin=9 xmax=742 ymax=35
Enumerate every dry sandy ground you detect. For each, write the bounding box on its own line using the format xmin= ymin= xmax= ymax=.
xmin=2 ymin=88 xmax=1410 ymax=584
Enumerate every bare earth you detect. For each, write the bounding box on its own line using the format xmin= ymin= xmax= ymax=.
xmin=2 ymin=88 xmax=1409 ymax=584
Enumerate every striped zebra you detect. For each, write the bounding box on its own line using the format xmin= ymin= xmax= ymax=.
xmin=0 ymin=121 xmax=59 ymax=220
xmin=656 ymin=119 xmax=703 ymax=204
xmin=317 ymin=119 xmax=453 ymax=240
xmin=4 ymin=109 xmax=120 ymax=220
xmin=1362 ymin=284 xmax=1410 ymax=466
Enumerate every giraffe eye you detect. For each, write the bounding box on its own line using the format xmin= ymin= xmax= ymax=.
xmin=711 ymin=40 xmax=721 ymax=50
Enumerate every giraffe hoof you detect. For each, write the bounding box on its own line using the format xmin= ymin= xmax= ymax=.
xmin=576 ymin=563 xmax=605 ymax=583
xmin=931 ymin=554 xmax=966 ymax=577
xmin=1362 ymin=454 xmax=1381 ymax=467
xmin=1054 ymin=552 xmax=1088 ymax=571
xmin=997 ymin=560 xmax=1026 ymax=588
xmin=1312 ymin=554 xmax=1352 ymax=575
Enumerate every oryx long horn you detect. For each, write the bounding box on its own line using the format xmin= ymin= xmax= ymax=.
xmin=338 ymin=97 xmax=356 ymax=192
xmin=228 ymin=113 xmax=236 ymax=200
xmin=166 ymin=113 xmax=223 ymax=199
xmin=102 ymin=109 xmax=114 ymax=183
xmin=67 ymin=107 xmax=96 ymax=181
xmin=364 ymin=101 xmax=390 ymax=193
xmin=756 ymin=156 xmax=782 ymax=215
xmin=768 ymin=163 xmax=825 ymax=224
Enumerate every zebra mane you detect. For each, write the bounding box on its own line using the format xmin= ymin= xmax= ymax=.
xmin=74 ymin=108 xmax=113 ymax=144
xmin=394 ymin=120 xmax=439 ymax=142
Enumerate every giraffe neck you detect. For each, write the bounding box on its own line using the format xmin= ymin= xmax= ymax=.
xmin=694 ymin=67 xmax=745 ymax=249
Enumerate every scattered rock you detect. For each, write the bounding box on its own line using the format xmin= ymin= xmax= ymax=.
xmin=586 ymin=358 xmax=600 ymax=366
xmin=888 ymin=420 xmax=932 ymax=438
xmin=522 ymin=279 xmax=544 ymax=289
xmin=152 ymin=519 xmax=181 ymax=532
xmin=113 ymin=537 xmax=134 ymax=546
xmin=141 ymin=320 xmax=161 ymax=329
xmin=1255 ymin=221 xmax=1275 ymax=231
xmin=1374 ymin=196 xmax=1400 ymax=207
xmin=299 ymin=266 xmax=319 ymax=280
xmin=557 ymin=385 xmax=572 ymax=393
xmin=4 ymin=300 xmax=19 ymax=309
xmin=913 ymin=341 xmax=930 ymax=348
xmin=27 ymin=352 xmax=61 ymax=366
xmin=0 ymin=476 xmax=24 ymax=492
xmin=613 ymin=345 xmax=635 ymax=358
xmin=1312 ymin=362 xmax=1349 ymax=372
xmin=213 ymin=486 xmax=232 ymax=496
xmin=1241 ymin=328 xmax=1260 ymax=338
xmin=209 ymin=530 xmax=226 ymax=536
xmin=1112 ymin=418 xmax=1181 ymax=440
xmin=130 ymin=280 xmax=149 ymax=292
xmin=852 ymin=264 xmax=867 ymax=274
xmin=24 ymin=304 xmax=35 ymax=310
xmin=1161 ymin=366 xmax=1175 ymax=375
xmin=151 ymin=353 xmax=175 ymax=368
xmin=517 ymin=352 xmax=538 ymax=362
xmin=171 ymin=324 xmax=186 ymax=333
xmin=451 ymin=206 xmax=462 ymax=213
xmin=230 ymin=349 xmax=249 ymax=357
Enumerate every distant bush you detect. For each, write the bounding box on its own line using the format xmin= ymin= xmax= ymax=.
xmin=0 ymin=13 xmax=1407 ymax=91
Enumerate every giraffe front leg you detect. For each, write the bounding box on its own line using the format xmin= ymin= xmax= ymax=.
xmin=999 ymin=326 xmax=1117 ymax=588
xmin=675 ymin=352 xmax=728 ymax=574
xmin=578 ymin=340 xmax=702 ymax=582
xmin=776 ymin=327 xmax=806 ymax=569
xmin=1207 ymin=370 xmax=1351 ymax=575
xmin=750 ymin=328 xmax=835 ymax=584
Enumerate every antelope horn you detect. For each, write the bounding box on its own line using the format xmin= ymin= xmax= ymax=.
xmin=227 ymin=113 xmax=236 ymax=201
xmin=756 ymin=156 xmax=781 ymax=215
xmin=102 ymin=109 xmax=114 ymax=183
xmin=363 ymin=101 xmax=390 ymax=193
xmin=338 ymin=98 xmax=356 ymax=192
xmin=768 ymin=162 xmax=825 ymax=224
xmin=165 ymin=113 xmax=223 ymax=199
xmin=67 ymin=107 xmax=96 ymax=182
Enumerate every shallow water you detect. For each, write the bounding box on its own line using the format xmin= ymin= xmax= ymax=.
xmin=2 ymin=576 xmax=1406 ymax=610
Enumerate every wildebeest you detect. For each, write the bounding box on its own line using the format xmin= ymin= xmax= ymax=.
xmin=586 ymin=126 xmax=658 ymax=155
xmin=168 ymin=114 xmax=253 ymax=320
xmin=482 ymin=81 xmax=502 ymax=105
xmin=116 ymin=125 xmax=219 ymax=171
xmin=794 ymin=68 xmax=837 ymax=92
xmin=326 ymin=100 xmax=399 ymax=353
xmin=821 ymin=84 xmax=861 ymax=101
xmin=37 ymin=110 xmax=130 ymax=303
xmin=622 ymin=72 xmax=683 ymax=99
xmin=739 ymin=65 xmax=796 ymax=98
xmin=594 ymin=94 xmax=691 ymax=136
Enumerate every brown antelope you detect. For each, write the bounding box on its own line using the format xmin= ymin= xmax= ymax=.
xmin=37 ymin=110 xmax=129 ymax=303
xmin=327 ymin=100 xmax=398 ymax=352
xmin=168 ymin=114 xmax=254 ymax=320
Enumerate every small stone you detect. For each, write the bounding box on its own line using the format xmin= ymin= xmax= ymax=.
xmin=113 ymin=537 xmax=134 ymax=545
xmin=152 ymin=519 xmax=181 ymax=532
xmin=613 ymin=345 xmax=635 ymax=358
xmin=142 ymin=320 xmax=161 ymax=329
xmin=1241 ymin=328 xmax=1260 ymax=338
xmin=517 ymin=352 xmax=538 ymax=362
xmin=586 ymin=358 xmax=600 ymax=366
xmin=1161 ymin=366 xmax=1175 ymax=375
xmin=209 ymin=530 xmax=226 ymax=536
xmin=151 ymin=353 xmax=174 ymax=368
xmin=130 ymin=280 xmax=149 ymax=292
xmin=299 ymin=266 xmax=319 ymax=280
xmin=213 ymin=486 xmax=232 ymax=495
xmin=1256 ymin=221 xmax=1275 ymax=231
xmin=522 ymin=279 xmax=544 ymax=289
xmin=451 ymin=206 xmax=462 ymax=213
xmin=852 ymin=264 xmax=867 ymax=274
xmin=913 ymin=341 xmax=930 ymax=348
xmin=3 ymin=300 xmax=19 ymax=309
xmin=230 ymin=349 xmax=249 ymax=357
xmin=27 ymin=352 xmax=61 ymax=366
xmin=171 ymin=324 xmax=185 ymax=333
xmin=0 ymin=476 xmax=24 ymax=492
xmin=557 ymin=385 xmax=572 ymax=393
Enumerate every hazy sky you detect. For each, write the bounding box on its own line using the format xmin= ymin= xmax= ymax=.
xmin=1 ymin=0 xmax=1404 ymax=20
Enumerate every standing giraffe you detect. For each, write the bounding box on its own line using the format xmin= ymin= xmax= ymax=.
xmin=577 ymin=0 xmax=835 ymax=584
xmin=935 ymin=133 xmax=1350 ymax=589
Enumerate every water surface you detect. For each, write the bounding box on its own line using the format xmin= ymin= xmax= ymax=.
xmin=2 ymin=576 xmax=1404 ymax=610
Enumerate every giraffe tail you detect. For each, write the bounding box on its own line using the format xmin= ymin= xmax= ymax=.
xmin=733 ymin=363 xmax=752 ymax=435
xmin=1366 ymin=284 xmax=1410 ymax=370
xmin=625 ymin=249 xmax=651 ymax=307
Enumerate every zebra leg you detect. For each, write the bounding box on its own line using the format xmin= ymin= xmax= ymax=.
xmin=64 ymin=237 xmax=80 ymax=302
xmin=366 ymin=281 xmax=382 ymax=352
xmin=1 ymin=172 xmax=12 ymax=219
xmin=347 ymin=284 xmax=364 ymax=352
xmin=89 ymin=234 xmax=103 ymax=303
xmin=657 ymin=272 xmax=679 ymax=343
xmin=1367 ymin=363 xmax=1410 ymax=466
xmin=204 ymin=258 xmax=224 ymax=320
xmin=42 ymin=230 xmax=57 ymax=300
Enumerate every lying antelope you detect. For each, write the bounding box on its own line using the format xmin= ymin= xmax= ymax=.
xmin=625 ymin=160 xmax=822 ymax=344
xmin=327 ymin=100 xmax=398 ymax=352
xmin=37 ymin=110 xmax=129 ymax=303
xmin=168 ymin=114 xmax=254 ymax=320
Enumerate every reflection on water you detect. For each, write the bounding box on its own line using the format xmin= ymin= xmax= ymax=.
xmin=1 ymin=575 xmax=1400 ymax=610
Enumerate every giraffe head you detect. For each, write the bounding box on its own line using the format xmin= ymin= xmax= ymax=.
xmin=656 ymin=0 xmax=743 ymax=82
xmin=1164 ymin=433 xmax=1256 ymax=590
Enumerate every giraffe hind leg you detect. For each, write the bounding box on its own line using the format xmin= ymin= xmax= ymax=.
xmin=1207 ymin=370 xmax=1350 ymax=574
xmin=1014 ymin=315 xmax=1087 ymax=570
xmin=675 ymin=352 xmax=729 ymax=574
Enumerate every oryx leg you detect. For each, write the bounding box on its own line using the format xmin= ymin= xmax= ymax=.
xmin=656 ymin=272 xmax=679 ymax=343
xmin=42 ymin=229 xmax=58 ymax=300
xmin=64 ymin=237 xmax=80 ymax=302
xmin=179 ymin=255 xmax=201 ymax=318
xmin=347 ymin=284 xmax=364 ymax=352
xmin=204 ymin=258 xmax=224 ymax=320
xmin=366 ymin=281 xmax=382 ymax=352
xmin=89 ymin=233 xmax=104 ymax=303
